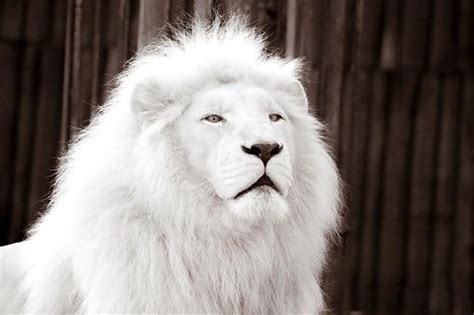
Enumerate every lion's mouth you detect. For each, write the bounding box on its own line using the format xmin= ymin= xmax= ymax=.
xmin=234 ymin=175 xmax=278 ymax=199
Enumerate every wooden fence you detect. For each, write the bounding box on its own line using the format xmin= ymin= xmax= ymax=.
xmin=0 ymin=0 xmax=472 ymax=314
xmin=0 ymin=0 xmax=67 ymax=244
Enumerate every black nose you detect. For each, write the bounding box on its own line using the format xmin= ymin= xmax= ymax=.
xmin=241 ymin=143 xmax=283 ymax=165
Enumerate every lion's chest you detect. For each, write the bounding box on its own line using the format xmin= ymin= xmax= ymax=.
xmin=155 ymin=235 xmax=309 ymax=313
xmin=77 ymin=227 xmax=314 ymax=313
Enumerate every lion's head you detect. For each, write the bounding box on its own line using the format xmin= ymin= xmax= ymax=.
xmin=122 ymin=19 xmax=322 ymax=225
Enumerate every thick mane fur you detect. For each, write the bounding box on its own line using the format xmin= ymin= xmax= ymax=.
xmin=15 ymin=17 xmax=342 ymax=314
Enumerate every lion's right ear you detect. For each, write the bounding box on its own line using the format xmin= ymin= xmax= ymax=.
xmin=280 ymin=79 xmax=308 ymax=112
xmin=131 ymin=82 xmax=171 ymax=124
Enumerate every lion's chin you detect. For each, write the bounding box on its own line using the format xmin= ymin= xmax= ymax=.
xmin=226 ymin=187 xmax=289 ymax=223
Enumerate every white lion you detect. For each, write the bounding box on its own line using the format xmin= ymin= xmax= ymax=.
xmin=0 ymin=17 xmax=342 ymax=314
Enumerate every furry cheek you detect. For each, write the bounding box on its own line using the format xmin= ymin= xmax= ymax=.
xmin=207 ymin=144 xmax=264 ymax=200
xmin=265 ymin=148 xmax=293 ymax=197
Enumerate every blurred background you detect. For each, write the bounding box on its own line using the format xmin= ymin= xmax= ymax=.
xmin=0 ymin=0 xmax=472 ymax=314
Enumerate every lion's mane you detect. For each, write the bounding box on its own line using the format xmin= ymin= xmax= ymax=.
xmin=18 ymin=17 xmax=342 ymax=313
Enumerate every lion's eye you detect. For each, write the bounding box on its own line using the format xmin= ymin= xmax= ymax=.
xmin=203 ymin=114 xmax=224 ymax=123
xmin=269 ymin=113 xmax=283 ymax=122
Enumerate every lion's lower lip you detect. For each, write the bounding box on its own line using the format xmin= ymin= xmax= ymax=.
xmin=234 ymin=175 xmax=278 ymax=199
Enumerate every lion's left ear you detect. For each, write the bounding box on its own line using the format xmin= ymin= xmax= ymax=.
xmin=279 ymin=79 xmax=308 ymax=112
xmin=131 ymin=81 xmax=187 ymax=129
xmin=131 ymin=81 xmax=169 ymax=123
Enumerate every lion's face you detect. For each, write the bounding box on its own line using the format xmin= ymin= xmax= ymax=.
xmin=175 ymin=82 xmax=296 ymax=221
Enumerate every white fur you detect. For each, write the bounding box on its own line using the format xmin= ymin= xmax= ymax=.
xmin=0 ymin=17 xmax=342 ymax=314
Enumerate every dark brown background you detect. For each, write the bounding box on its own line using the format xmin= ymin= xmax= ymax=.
xmin=0 ymin=0 xmax=472 ymax=314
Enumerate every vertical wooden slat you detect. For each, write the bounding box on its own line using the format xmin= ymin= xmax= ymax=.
xmin=0 ymin=43 xmax=22 ymax=245
xmin=429 ymin=0 xmax=457 ymax=71
xmin=458 ymin=0 xmax=473 ymax=70
xmin=341 ymin=71 xmax=372 ymax=313
xmin=102 ymin=0 xmax=121 ymax=99
xmin=273 ymin=0 xmax=287 ymax=54
xmin=286 ymin=0 xmax=324 ymax=64
xmin=403 ymin=75 xmax=440 ymax=315
xmin=104 ymin=0 xmax=128 ymax=74
xmin=319 ymin=0 xmax=349 ymax=149
xmin=357 ymin=73 xmax=389 ymax=313
xmin=24 ymin=1 xmax=52 ymax=43
xmin=60 ymin=0 xmax=75 ymax=147
xmin=127 ymin=0 xmax=141 ymax=57
xmin=354 ymin=0 xmax=383 ymax=70
xmin=66 ymin=0 xmax=95 ymax=129
xmin=76 ymin=0 xmax=95 ymax=122
xmin=68 ymin=0 xmax=84 ymax=133
xmin=52 ymin=0 xmax=68 ymax=44
xmin=329 ymin=70 xmax=354 ymax=315
xmin=0 ymin=0 xmax=28 ymax=245
xmin=380 ymin=0 xmax=400 ymax=70
xmin=90 ymin=0 xmax=102 ymax=107
xmin=338 ymin=71 xmax=354 ymax=179
xmin=452 ymin=76 xmax=473 ymax=315
xmin=284 ymin=0 xmax=297 ymax=58
xmin=376 ymin=73 xmax=417 ymax=315
xmin=0 ymin=0 xmax=26 ymax=40
xmin=286 ymin=2 xmax=360 ymax=313
xmin=399 ymin=0 xmax=431 ymax=70
xmin=138 ymin=0 xmax=171 ymax=49
xmin=319 ymin=68 xmax=344 ymax=146
xmin=429 ymin=77 xmax=460 ymax=314
xmin=8 ymin=47 xmax=41 ymax=243
xmin=26 ymin=48 xmax=65 ymax=224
